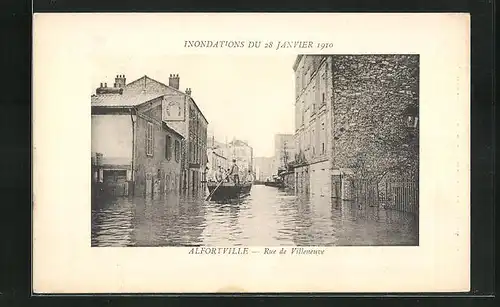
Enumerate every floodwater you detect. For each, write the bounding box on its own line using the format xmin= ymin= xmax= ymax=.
xmin=91 ymin=185 xmax=418 ymax=247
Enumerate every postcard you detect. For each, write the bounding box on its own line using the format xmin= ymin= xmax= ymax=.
xmin=33 ymin=13 xmax=470 ymax=293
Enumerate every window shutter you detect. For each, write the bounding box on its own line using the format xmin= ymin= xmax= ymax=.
xmin=146 ymin=123 xmax=154 ymax=156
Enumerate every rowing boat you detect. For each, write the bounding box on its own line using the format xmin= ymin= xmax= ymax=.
xmin=207 ymin=181 xmax=252 ymax=200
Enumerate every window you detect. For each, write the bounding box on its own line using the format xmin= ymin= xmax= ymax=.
xmin=165 ymin=135 xmax=172 ymax=160
xmin=322 ymin=93 xmax=326 ymax=104
xmin=175 ymin=140 xmax=180 ymax=162
xmin=322 ymin=142 xmax=325 ymax=154
xmin=191 ymin=142 xmax=195 ymax=162
xmin=146 ymin=122 xmax=154 ymax=156
xmin=301 ymin=70 xmax=306 ymax=88
xmin=312 ymin=129 xmax=315 ymax=150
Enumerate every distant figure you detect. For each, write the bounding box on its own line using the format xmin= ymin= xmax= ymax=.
xmin=229 ymin=159 xmax=240 ymax=185
xmin=245 ymin=170 xmax=254 ymax=183
xmin=210 ymin=167 xmax=217 ymax=182
xmin=215 ymin=166 xmax=224 ymax=182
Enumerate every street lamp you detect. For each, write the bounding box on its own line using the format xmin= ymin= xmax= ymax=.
xmin=403 ymin=104 xmax=419 ymax=129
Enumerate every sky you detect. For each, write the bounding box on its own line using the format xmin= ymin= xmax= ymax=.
xmin=92 ymin=55 xmax=296 ymax=157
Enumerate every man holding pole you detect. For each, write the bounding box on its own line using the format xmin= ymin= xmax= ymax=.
xmin=245 ymin=170 xmax=254 ymax=183
xmin=229 ymin=159 xmax=240 ymax=185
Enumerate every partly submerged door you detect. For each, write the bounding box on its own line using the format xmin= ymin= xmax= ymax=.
xmin=145 ymin=173 xmax=152 ymax=197
xmin=103 ymin=170 xmax=128 ymax=197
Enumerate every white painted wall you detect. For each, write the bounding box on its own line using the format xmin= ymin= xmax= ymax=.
xmin=91 ymin=115 xmax=133 ymax=163
xmin=310 ymin=161 xmax=331 ymax=198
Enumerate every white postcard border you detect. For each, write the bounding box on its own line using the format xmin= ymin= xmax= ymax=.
xmin=33 ymin=13 xmax=470 ymax=293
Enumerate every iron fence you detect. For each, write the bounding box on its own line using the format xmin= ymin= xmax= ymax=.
xmin=352 ymin=179 xmax=419 ymax=214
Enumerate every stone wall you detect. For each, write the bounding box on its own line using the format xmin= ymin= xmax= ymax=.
xmin=283 ymin=171 xmax=295 ymax=190
xmin=332 ymin=55 xmax=419 ymax=183
xmin=134 ymin=103 xmax=182 ymax=197
xmin=309 ymin=160 xmax=331 ymax=198
xmin=294 ymin=165 xmax=310 ymax=196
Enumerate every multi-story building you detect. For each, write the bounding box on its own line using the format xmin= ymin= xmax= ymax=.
xmin=293 ymin=55 xmax=334 ymax=197
xmin=225 ymin=139 xmax=254 ymax=178
xmin=293 ymin=55 xmax=419 ymax=199
xmin=253 ymin=156 xmax=274 ymax=181
xmin=272 ymin=134 xmax=295 ymax=174
xmin=91 ymin=73 xmax=208 ymax=197
xmin=206 ymin=135 xmax=229 ymax=181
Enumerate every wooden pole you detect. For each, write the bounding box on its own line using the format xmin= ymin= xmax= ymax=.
xmin=205 ymin=173 xmax=230 ymax=201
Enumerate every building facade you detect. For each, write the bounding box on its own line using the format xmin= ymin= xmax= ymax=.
xmin=206 ymin=149 xmax=228 ymax=181
xmin=91 ymin=87 xmax=184 ymax=198
xmin=293 ymin=55 xmax=334 ymax=198
xmin=293 ymin=55 xmax=419 ymax=199
xmin=225 ymin=139 xmax=254 ymax=178
xmin=91 ymin=73 xmax=208 ymax=198
xmin=253 ymin=156 xmax=274 ymax=181
xmin=272 ymin=133 xmax=295 ymax=175
xmin=206 ymin=137 xmax=229 ymax=181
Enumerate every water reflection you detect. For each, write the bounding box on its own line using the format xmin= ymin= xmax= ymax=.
xmin=92 ymin=185 xmax=418 ymax=247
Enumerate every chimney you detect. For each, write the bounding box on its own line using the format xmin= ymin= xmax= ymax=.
xmin=96 ymin=80 xmax=124 ymax=95
xmin=114 ymin=74 xmax=126 ymax=88
xmin=185 ymin=88 xmax=191 ymax=96
xmin=169 ymin=73 xmax=180 ymax=90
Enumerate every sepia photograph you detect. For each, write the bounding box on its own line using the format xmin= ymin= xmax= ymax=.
xmin=91 ymin=54 xmax=419 ymax=247
xmin=34 ymin=13 xmax=469 ymax=293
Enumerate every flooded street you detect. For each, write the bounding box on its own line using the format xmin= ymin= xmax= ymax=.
xmin=92 ymin=185 xmax=418 ymax=247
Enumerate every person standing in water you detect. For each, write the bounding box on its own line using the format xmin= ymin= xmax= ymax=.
xmin=229 ymin=159 xmax=240 ymax=185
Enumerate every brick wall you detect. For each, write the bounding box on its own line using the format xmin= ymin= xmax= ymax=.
xmin=331 ymin=55 xmax=419 ymax=182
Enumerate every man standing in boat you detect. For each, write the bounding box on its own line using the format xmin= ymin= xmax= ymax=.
xmin=229 ymin=159 xmax=240 ymax=185
xmin=245 ymin=170 xmax=254 ymax=183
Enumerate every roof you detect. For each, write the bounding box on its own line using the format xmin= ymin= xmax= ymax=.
xmin=90 ymin=75 xmax=208 ymax=125
xmin=162 ymin=122 xmax=184 ymax=139
xmin=124 ymin=75 xmax=209 ymax=124
xmin=293 ymin=55 xmax=304 ymax=71
xmin=229 ymin=139 xmax=251 ymax=147
xmin=91 ymin=92 xmax=163 ymax=107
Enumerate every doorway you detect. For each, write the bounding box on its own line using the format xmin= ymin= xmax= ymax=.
xmin=103 ymin=170 xmax=128 ymax=197
xmin=145 ymin=173 xmax=152 ymax=197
